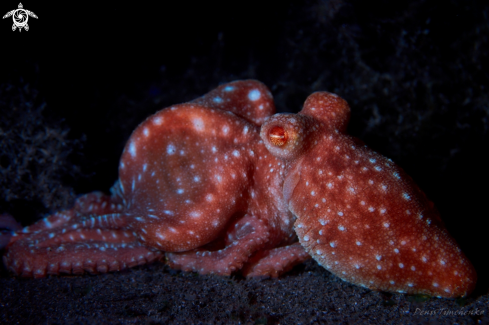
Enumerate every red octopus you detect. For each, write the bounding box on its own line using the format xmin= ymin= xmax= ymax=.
xmin=2 ymin=80 xmax=476 ymax=298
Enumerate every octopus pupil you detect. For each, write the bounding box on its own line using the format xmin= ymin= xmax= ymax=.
xmin=269 ymin=126 xmax=288 ymax=146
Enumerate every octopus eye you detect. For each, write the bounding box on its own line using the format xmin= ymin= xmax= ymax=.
xmin=268 ymin=126 xmax=288 ymax=147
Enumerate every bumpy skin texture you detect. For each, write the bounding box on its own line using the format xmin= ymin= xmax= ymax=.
xmin=3 ymin=80 xmax=308 ymax=280
xmin=260 ymin=92 xmax=476 ymax=298
xmin=3 ymin=80 xmax=476 ymax=298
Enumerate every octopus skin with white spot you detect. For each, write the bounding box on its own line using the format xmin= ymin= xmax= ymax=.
xmin=3 ymin=80 xmax=307 ymax=280
xmin=260 ymin=91 xmax=476 ymax=298
xmin=2 ymin=80 xmax=476 ymax=298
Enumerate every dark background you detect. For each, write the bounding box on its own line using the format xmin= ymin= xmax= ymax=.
xmin=1 ymin=1 xmax=488 ymax=324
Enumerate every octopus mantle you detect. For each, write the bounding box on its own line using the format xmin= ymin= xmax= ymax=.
xmin=2 ymin=80 xmax=476 ymax=298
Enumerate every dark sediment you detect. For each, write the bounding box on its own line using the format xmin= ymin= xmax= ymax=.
xmin=1 ymin=1 xmax=488 ymax=324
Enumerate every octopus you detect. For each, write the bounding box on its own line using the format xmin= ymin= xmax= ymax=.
xmin=2 ymin=80 xmax=476 ymax=298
